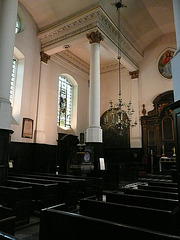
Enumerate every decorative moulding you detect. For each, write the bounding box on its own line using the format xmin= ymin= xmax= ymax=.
xmin=38 ymin=6 xmax=143 ymax=68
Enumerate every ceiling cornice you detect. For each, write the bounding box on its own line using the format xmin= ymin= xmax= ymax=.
xmin=51 ymin=51 xmax=123 ymax=75
xmin=38 ymin=6 xmax=143 ymax=68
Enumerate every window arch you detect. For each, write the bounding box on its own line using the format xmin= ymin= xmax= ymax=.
xmin=57 ymin=75 xmax=73 ymax=128
xmin=15 ymin=6 xmax=26 ymax=34
xmin=15 ymin=16 xmax=21 ymax=33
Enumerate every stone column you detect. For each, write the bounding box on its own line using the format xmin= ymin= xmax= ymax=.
xmin=0 ymin=0 xmax=18 ymax=182
xmin=172 ymin=0 xmax=180 ymax=101
xmin=86 ymin=30 xmax=104 ymax=143
xmin=0 ymin=0 xmax=18 ymax=129
xmin=171 ymin=0 xmax=180 ymax=198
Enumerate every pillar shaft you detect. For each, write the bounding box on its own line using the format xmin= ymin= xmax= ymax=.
xmin=172 ymin=0 xmax=180 ymax=101
xmin=89 ymin=43 xmax=101 ymax=127
xmin=0 ymin=0 xmax=18 ymax=129
xmin=173 ymin=0 xmax=180 ymax=49
xmin=86 ymin=30 xmax=104 ymax=143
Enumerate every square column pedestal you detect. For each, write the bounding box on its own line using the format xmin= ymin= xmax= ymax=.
xmin=86 ymin=126 xmax=102 ymax=143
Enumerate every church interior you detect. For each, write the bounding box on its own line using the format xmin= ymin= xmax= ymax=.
xmin=1 ymin=0 xmax=180 ymax=239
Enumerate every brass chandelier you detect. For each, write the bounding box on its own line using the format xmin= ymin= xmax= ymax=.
xmin=106 ymin=0 xmax=137 ymax=135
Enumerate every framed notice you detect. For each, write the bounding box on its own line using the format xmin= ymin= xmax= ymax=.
xmin=22 ymin=118 xmax=33 ymax=138
xmin=99 ymin=158 xmax=105 ymax=170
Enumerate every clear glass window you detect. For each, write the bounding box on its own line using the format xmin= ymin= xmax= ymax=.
xmin=9 ymin=58 xmax=17 ymax=106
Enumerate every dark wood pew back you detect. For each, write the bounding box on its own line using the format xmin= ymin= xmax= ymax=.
xmin=7 ymin=176 xmax=79 ymax=208
xmin=138 ymin=184 xmax=178 ymax=193
xmin=122 ymin=187 xmax=179 ymax=199
xmin=0 ymin=232 xmax=19 ymax=240
xmin=10 ymin=172 xmax=103 ymax=198
xmin=6 ymin=179 xmax=59 ymax=213
xmin=0 ymin=182 xmax=32 ymax=227
xmin=104 ymin=191 xmax=178 ymax=210
xmin=79 ymin=198 xmax=180 ymax=235
xmin=0 ymin=206 xmax=16 ymax=235
xmin=39 ymin=208 xmax=180 ymax=240
xmin=148 ymin=181 xmax=178 ymax=188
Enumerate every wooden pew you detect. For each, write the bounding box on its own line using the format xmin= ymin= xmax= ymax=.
xmin=39 ymin=207 xmax=180 ymax=240
xmin=0 ymin=232 xmax=19 ymax=240
xmin=9 ymin=172 xmax=103 ymax=199
xmin=122 ymin=187 xmax=179 ymax=200
xmin=7 ymin=176 xmax=79 ymax=208
xmin=103 ymin=191 xmax=178 ymax=211
xmin=79 ymin=198 xmax=180 ymax=235
xmin=138 ymin=184 xmax=178 ymax=193
xmin=6 ymin=179 xmax=59 ymax=214
xmin=0 ymin=182 xmax=32 ymax=227
xmin=148 ymin=181 xmax=178 ymax=188
xmin=18 ymin=172 xmax=103 ymax=196
xmin=0 ymin=206 xmax=16 ymax=235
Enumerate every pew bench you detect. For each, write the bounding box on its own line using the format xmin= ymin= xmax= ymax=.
xmin=9 ymin=173 xmax=91 ymax=200
xmin=7 ymin=176 xmax=80 ymax=209
xmin=0 ymin=181 xmax=32 ymax=227
xmin=138 ymin=184 xmax=178 ymax=193
xmin=6 ymin=179 xmax=59 ymax=214
xmin=79 ymin=197 xmax=180 ymax=235
xmin=39 ymin=207 xmax=180 ymax=240
xmin=103 ymin=191 xmax=178 ymax=211
xmin=122 ymin=187 xmax=179 ymax=200
xmin=0 ymin=232 xmax=19 ymax=240
xmin=11 ymin=172 xmax=103 ymax=199
xmin=0 ymin=206 xmax=16 ymax=235
xmin=148 ymin=181 xmax=178 ymax=188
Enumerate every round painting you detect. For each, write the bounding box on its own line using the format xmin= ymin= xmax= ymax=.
xmin=158 ymin=50 xmax=174 ymax=79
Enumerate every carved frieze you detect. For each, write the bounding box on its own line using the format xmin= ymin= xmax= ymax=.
xmin=37 ymin=6 xmax=143 ymax=67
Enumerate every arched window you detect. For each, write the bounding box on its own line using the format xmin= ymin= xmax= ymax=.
xmin=15 ymin=16 xmax=21 ymax=33
xmin=10 ymin=58 xmax=17 ymax=106
xmin=57 ymin=75 xmax=73 ymax=128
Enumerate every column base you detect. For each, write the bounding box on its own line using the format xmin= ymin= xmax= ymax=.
xmin=86 ymin=126 xmax=102 ymax=143
xmin=0 ymin=98 xmax=12 ymax=129
xmin=0 ymin=128 xmax=13 ymax=183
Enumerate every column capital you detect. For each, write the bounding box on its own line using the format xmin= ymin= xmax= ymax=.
xmin=40 ymin=51 xmax=51 ymax=64
xmin=86 ymin=30 xmax=104 ymax=44
xmin=129 ymin=70 xmax=139 ymax=79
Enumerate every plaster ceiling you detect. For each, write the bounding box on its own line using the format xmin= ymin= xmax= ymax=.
xmin=18 ymin=0 xmax=175 ymax=70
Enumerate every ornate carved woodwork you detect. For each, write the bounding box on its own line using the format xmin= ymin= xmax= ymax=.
xmin=141 ymin=91 xmax=175 ymax=159
xmin=100 ymin=109 xmax=130 ymax=148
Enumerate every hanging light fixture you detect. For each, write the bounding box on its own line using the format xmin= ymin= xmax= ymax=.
xmin=106 ymin=0 xmax=137 ymax=135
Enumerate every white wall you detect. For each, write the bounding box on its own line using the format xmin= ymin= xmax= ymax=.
xmin=11 ymin=4 xmax=89 ymax=145
xmin=139 ymin=32 xmax=176 ymax=114
xmin=11 ymin=4 xmax=176 ymax=147
xmin=11 ymin=3 xmax=41 ymax=142
xmin=35 ymin=59 xmax=89 ymax=145
xmin=100 ymin=32 xmax=176 ymax=148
